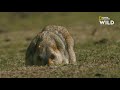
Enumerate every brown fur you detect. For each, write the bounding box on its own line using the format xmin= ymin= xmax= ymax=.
xmin=25 ymin=25 xmax=76 ymax=66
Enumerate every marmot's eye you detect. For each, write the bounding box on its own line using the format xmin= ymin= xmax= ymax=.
xmin=50 ymin=54 xmax=55 ymax=59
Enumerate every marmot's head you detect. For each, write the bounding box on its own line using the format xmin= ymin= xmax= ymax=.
xmin=33 ymin=32 xmax=69 ymax=66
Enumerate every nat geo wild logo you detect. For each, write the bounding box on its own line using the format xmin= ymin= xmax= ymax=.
xmin=99 ymin=16 xmax=115 ymax=25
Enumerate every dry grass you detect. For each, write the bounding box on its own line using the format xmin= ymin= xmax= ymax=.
xmin=1 ymin=23 xmax=120 ymax=78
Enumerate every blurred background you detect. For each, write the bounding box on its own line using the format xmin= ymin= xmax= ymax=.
xmin=0 ymin=12 xmax=119 ymax=31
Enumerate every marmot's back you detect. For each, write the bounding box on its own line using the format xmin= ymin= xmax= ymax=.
xmin=42 ymin=25 xmax=71 ymax=39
